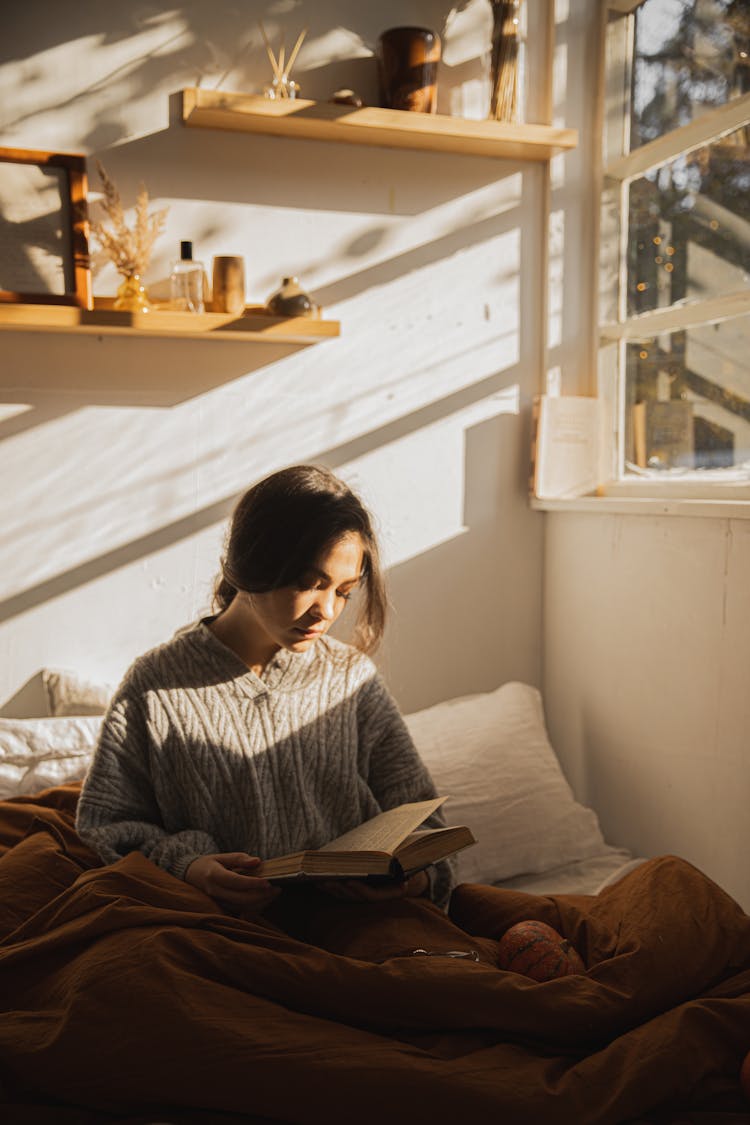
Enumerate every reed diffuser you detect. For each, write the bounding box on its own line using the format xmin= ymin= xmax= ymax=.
xmin=489 ymin=0 xmax=522 ymax=123
xmin=260 ymin=22 xmax=307 ymax=99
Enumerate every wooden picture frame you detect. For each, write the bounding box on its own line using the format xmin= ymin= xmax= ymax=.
xmin=0 ymin=146 xmax=92 ymax=308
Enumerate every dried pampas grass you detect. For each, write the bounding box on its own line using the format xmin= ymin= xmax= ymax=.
xmin=91 ymin=161 xmax=168 ymax=278
xmin=490 ymin=0 xmax=520 ymax=123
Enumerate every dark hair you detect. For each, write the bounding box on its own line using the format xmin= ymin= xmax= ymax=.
xmin=213 ymin=465 xmax=387 ymax=653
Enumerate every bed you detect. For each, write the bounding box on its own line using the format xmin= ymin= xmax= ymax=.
xmin=1 ymin=676 xmax=749 ymax=1124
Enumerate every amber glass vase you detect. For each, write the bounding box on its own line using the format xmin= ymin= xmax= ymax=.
xmin=114 ymin=273 xmax=152 ymax=313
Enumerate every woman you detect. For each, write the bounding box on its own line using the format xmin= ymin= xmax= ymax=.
xmin=76 ymin=464 xmax=455 ymax=916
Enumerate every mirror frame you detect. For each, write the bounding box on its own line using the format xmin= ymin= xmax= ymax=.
xmin=0 ymin=146 xmax=92 ymax=309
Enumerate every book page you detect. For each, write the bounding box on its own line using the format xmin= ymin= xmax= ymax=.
xmin=319 ymin=797 xmax=446 ymax=855
xmin=395 ymin=825 xmax=476 ymax=871
xmin=533 ymin=395 xmax=602 ymax=500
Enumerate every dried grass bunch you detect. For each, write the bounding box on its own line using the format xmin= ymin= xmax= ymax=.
xmin=91 ymin=161 xmax=168 ymax=278
xmin=490 ymin=0 xmax=521 ymax=122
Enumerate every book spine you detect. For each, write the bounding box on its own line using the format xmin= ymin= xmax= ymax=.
xmin=390 ymin=858 xmax=406 ymax=881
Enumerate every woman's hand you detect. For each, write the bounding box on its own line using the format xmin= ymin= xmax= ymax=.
xmin=319 ymin=869 xmax=430 ymax=903
xmin=185 ymin=852 xmax=280 ymax=912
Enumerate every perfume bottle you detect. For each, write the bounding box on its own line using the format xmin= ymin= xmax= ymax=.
xmin=170 ymin=241 xmax=205 ymax=313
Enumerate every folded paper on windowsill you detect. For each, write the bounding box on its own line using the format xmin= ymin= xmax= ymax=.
xmin=530 ymin=394 xmax=603 ymax=500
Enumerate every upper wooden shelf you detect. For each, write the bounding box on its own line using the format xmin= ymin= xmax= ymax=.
xmin=0 ymin=299 xmax=340 ymax=344
xmin=181 ymin=88 xmax=578 ymax=162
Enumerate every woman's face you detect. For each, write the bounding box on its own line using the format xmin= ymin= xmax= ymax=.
xmin=245 ymin=532 xmax=365 ymax=654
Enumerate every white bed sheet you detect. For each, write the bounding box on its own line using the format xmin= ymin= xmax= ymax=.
xmin=491 ymin=849 xmax=649 ymax=896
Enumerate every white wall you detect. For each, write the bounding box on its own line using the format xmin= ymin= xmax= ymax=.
xmin=1 ymin=0 xmax=596 ymax=718
xmin=543 ymin=511 xmax=750 ymax=912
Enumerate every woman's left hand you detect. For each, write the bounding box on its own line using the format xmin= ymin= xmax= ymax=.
xmin=319 ymin=869 xmax=430 ymax=902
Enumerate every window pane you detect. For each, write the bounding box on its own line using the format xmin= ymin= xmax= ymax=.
xmin=624 ymin=316 xmax=750 ymax=473
xmin=627 ymin=128 xmax=750 ymax=317
xmin=632 ymin=0 xmax=749 ymax=149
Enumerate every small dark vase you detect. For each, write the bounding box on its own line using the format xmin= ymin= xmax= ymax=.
xmin=377 ymin=27 xmax=441 ymax=114
xmin=265 ymin=277 xmax=319 ymax=319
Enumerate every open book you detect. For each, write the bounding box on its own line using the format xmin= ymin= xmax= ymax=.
xmin=255 ymin=798 xmax=475 ymax=883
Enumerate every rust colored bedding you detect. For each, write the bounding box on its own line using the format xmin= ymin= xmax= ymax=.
xmin=1 ymin=785 xmax=749 ymax=1125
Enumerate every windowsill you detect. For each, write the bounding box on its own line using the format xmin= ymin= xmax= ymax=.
xmin=531 ymin=493 xmax=750 ymax=519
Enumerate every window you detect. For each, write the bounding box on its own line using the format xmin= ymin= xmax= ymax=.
xmin=600 ymin=0 xmax=750 ymax=496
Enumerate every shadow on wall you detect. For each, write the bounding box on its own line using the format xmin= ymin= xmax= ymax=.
xmin=0 ymin=157 xmax=525 ymax=413
xmin=1 ymin=150 xmax=526 ymax=407
xmin=378 ymin=404 xmax=541 ymax=714
xmin=0 ymin=152 xmax=534 ymax=613
xmin=0 ymin=392 xmax=541 ymax=718
xmin=98 ymin=105 xmax=513 ymax=219
xmin=0 ymin=1 xmax=485 ymax=150
xmin=0 ymin=333 xmax=324 ymax=408
xmin=0 ymin=360 xmax=526 ymax=627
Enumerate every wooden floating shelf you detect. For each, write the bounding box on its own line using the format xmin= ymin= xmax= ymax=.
xmin=181 ymin=88 xmax=578 ymax=162
xmin=0 ymin=299 xmax=340 ymax=344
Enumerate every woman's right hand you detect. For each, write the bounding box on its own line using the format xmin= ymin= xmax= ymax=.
xmin=185 ymin=852 xmax=280 ymax=912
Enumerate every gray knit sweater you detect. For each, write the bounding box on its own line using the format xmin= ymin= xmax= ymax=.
xmin=76 ymin=620 xmax=455 ymax=907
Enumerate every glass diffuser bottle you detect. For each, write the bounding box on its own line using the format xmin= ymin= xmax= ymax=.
xmin=170 ymin=241 xmax=205 ymax=313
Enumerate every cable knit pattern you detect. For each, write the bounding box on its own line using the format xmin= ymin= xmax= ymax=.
xmin=76 ymin=620 xmax=455 ymax=907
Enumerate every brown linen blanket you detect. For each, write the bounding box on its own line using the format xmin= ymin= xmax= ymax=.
xmin=1 ymin=785 xmax=749 ymax=1125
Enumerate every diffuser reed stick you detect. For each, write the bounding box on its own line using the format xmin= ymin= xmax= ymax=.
xmin=259 ymin=22 xmax=283 ymax=82
xmin=286 ymin=29 xmax=307 ymax=77
xmin=258 ymin=22 xmax=307 ymax=99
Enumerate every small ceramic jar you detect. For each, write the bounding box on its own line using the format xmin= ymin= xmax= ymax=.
xmin=265 ymin=277 xmax=319 ymax=318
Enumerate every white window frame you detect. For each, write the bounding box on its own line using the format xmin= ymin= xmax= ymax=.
xmin=596 ymin=0 xmax=750 ymax=506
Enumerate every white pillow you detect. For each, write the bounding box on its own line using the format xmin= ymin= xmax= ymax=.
xmin=0 ymin=715 xmax=102 ymax=800
xmin=42 ymin=668 xmax=115 ymax=716
xmin=404 ymin=682 xmax=608 ymax=885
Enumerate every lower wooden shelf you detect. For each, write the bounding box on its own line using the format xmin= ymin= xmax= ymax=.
xmin=0 ymin=300 xmax=340 ymax=344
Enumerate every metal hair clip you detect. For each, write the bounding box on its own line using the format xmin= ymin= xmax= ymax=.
xmin=410 ymin=949 xmax=480 ymax=961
